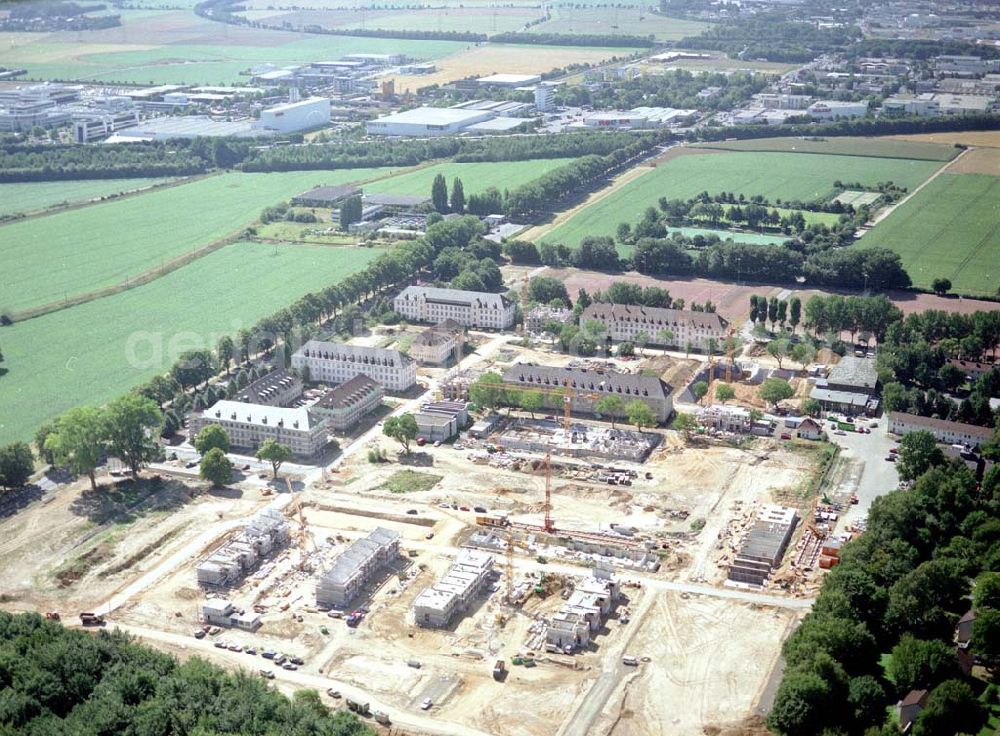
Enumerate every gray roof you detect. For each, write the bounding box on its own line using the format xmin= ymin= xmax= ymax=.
xmin=827 ymin=356 xmax=878 ymax=391
xmin=582 ymin=303 xmax=728 ymax=332
xmin=397 ymin=285 xmax=511 ymax=310
xmin=319 ymin=527 xmax=399 ymax=586
xmin=295 ymin=340 xmax=413 ymax=368
xmin=809 ymin=387 xmax=871 ymax=406
xmin=889 ymin=412 xmax=993 ymax=439
xmin=314 ymin=374 xmax=381 ymax=410
xmin=363 ymin=193 xmax=428 ymax=208
xmin=292 ymin=185 xmax=361 ymax=204
xmin=502 ymin=363 xmax=670 ymax=401
xmin=236 ymin=368 xmax=300 ymax=404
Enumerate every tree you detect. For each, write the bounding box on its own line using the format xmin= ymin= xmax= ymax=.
xmin=255 ymin=439 xmax=292 ymax=478
xmin=431 ymin=173 xmax=448 ymax=214
xmin=339 ymin=194 xmax=362 ymax=230
xmin=519 ymin=391 xmax=543 ymax=418
xmin=847 ymin=675 xmax=886 ymax=728
xmin=626 ymin=400 xmax=656 ymax=432
xmin=896 ymin=430 xmax=945 ymax=482
xmin=170 ymin=349 xmax=214 ymax=390
xmin=34 ymin=423 xmax=57 ymax=465
xmin=802 ymin=398 xmax=822 ymax=417
xmin=931 ymin=278 xmax=952 ymax=296
xmin=449 ymin=177 xmax=465 ymax=213
xmin=46 ymin=407 xmax=105 ymax=491
xmin=470 ymin=372 xmax=505 ymax=411
xmin=527 ymin=276 xmax=569 ymax=306
xmin=595 ymin=395 xmax=625 ymax=428
xmin=692 ymin=380 xmax=709 ymax=404
xmin=791 ymin=342 xmax=816 ymax=369
xmin=633 ymin=331 xmax=649 ymax=356
xmin=886 ymin=635 xmax=961 ymax=694
xmin=199 ymin=447 xmax=233 ymax=488
xmin=103 ymin=395 xmax=162 ymax=477
xmin=759 ymin=377 xmax=795 ymax=409
xmin=973 ymin=571 xmax=1000 ymax=610
xmin=673 ymin=412 xmax=698 ymax=440
xmin=767 ymin=669 xmax=834 ymax=736
xmin=135 ymin=374 xmax=179 ymax=409
xmin=0 ymin=442 xmax=34 ymax=490
xmin=715 ymin=383 xmax=736 ymax=405
xmin=383 ymin=414 xmax=419 ymax=455
xmin=912 ymin=680 xmax=986 ymax=736
xmin=707 ymin=336 xmax=718 ymax=356
xmin=789 ymin=297 xmax=801 ymax=332
xmin=194 ymin=424 xmax=230 ymax=455
xmin=767 ymin=338 xmax=790 ymax=369
xmin=216 ymin=336 xmax=235 ymax=376
xmin=657 ymin=328 xmax=674 ymax=347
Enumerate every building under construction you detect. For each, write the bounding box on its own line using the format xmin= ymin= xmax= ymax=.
xmin=546 ymin=565 xmax=620 ymax=652
xmin=727 ymin=505 xmax=799 ymax=587
xmin=316 ymin=527 xmax=400 ymax=609
xmin=497 ymin=419 xmax=659 ymax=462
xmin=196 ymin=508 xmax=291 ymax=587
xmin=412 ymin=549 xmax=495 ymax=627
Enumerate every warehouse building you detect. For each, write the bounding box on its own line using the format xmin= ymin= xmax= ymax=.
xmin=807 ymin=100 xmax=869 ymax=120
xmin=316 ymin=528 xmax=400 ymax=608
xmin=192 ymin=400 xmax=330 ymax=457
xmin=291 ymin=185 xmax=361 ymax=208
xmin=888 ymin=412 xmax=993 ymax=447
xmin=235 ymin=368 xmax=303 ymax=407
xmin=291 ymin=340 xmax=417 ymax=392
xmin=727 ymin=505 xmax=798 ymax=587
xmin=581 ymin=303 xmax=728 ymax=352
xmin=311 ymin=374 xmax=383 ymax=432
xmin=254 ymin=96 xmax=330 ymax=133
xmin=366 ymin=106 xmax=493 ymax=136
xmin=477 ymin=73 xmax=541 ymax=88
xmin=413 ymin=549 xmax=494 ymax=627
xmin=501 ymin=364 xmax=673 ymax=424
xmin=394 ymin=286 xmax=515 ymax=329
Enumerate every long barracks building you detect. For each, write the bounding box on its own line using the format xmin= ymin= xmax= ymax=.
xmin=581 ymin=304 xmax=728 ymax=352
xmin=394 ymin=286 xmax=515 ymax=330
xmin=291 ymin=340 xmax=416 ymax=392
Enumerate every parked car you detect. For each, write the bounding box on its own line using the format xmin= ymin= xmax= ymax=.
xmin=425 ymin=532 xmax=434 ymax=540
xmin=273 ymin=654 xmax=287 ymax=665
xmin=885 ymin=455 xmax=897 ymax=462
xmin=214 ymin=641 xmax=227 ymax=649
xmin=262 ymin=650 xmax=277 ymax=659
xmin=193 ymin=629 xmax=206 ymax=639
xmin=622 ymin=655 xmax=639 ymax=666
xmin=282 ymin=662 xmax=298 ymax=671
xmin=227 ymin=644 xmax=243 ymax=652
xmin=406 ymin=509 xmax=418 ymax=515
xmin=421 ymin=698 xmax=433 ymax=710
xmin=245 ymin=647 xmax=256 ymax=656
xmin=327 ymin=689 xmax=341 ymax=699
xmin=289 ymin=656 xmax=304 ymax=666
xmin=779 ymin=433 xmax=791 ymax=440
xmin=473 ymin=506 xmax=487 ymax=513
xmin=889 ymin=447 xmax=899 ymax=454
xmin=259 ymin=669 xmax=275 ymax=679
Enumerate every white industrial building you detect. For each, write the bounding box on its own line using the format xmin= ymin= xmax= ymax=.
xmin=254 ymin=96 xmax=330 ymax=133
xmin=882 ymin=94 xmax=941 ymax=116
xmin=366 ymin=106 xmax=492 ymax=136
xmin=394 ymin=286 xmax=515 ymax=329
xmin=534 ymin=83 xmax=556 ymax=112
xmin=413 ymin=549 xmax=494 ymax=627
xmin=579 ymin=106 xmax=697 ymax=130
xmin=192 ymin=400 xmax=331 ymax=457
xmin=477 ymin=73 xmax=541 ymax=88
xmin=581 ymin=303 xmax=729 ymax=352
xmin=291 ymin=340 xmax=416 ymax=392
xmin=316 ymin=528 xmax=400 ymax=608
xmin=807 ymin=100 xmax=870 ymax=120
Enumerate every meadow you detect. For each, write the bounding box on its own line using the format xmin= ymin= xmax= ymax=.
xmin=238 ymin=6 xmax=542 ymax=34
xmin=0 ymin=242 xmax=379 ymax=445
xmin=858 ymin=173 xmax=1000 ymax=296
xmin=529 ymin=7 xmax=709 ymax=40
xmin=0 ymin=177 xmax=176 ymax=218
xmin=0 ymin=168 xmax=391 ymax=315
xmin=696 ymin=136 xmax=959 ymax=162
xmin=540 ymin=151 xmax=942 ymax=248
xmin=365 ymin=158 xmax=578 ymax=198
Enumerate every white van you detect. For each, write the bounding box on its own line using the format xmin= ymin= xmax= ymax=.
xmin=622 ymin=655 xmax=639 ymax=666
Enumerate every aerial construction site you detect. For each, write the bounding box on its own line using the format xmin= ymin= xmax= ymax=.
xmin=0 ymin=327 xmax=843 ymax=736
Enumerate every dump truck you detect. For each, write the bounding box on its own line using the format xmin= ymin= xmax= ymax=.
xmin=373 ymin=711 xmax=391 ymax=725
xmin=346 ymin=699 xmax=370 ymax=717
xmin=79 ymin=612 xmax=105 ymax=626
xmin=492 ymin=659 xmax=505 ymax=680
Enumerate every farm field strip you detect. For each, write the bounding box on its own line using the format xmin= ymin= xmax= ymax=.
xmin=364 ymin=157 xmax=578 ymax=198
xmin=0 ymin=242 xmax=379 ymax=445
xmin=540 ymin=151 xmax=941 ymax=248
xmin=0 ymin=177 xmax=178 ymax=218
xmin=529 ymin=7 xmax=709 ymax=39
xmin=694 ymin=135 xmax=959 ymax=161
xmin=857 ymin=172 xmax=1000 ymax=296
xmin=0 ymin=169 xmax=392 ymax=315
xmin=237 ymin=6 xmax=542 ymax=33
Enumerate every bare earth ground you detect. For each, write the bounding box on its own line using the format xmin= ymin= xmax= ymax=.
xmin=945 ymin=146 xmax=1000 ymax=175
xmin=890 ymin=131 xmax=1000 ymax=148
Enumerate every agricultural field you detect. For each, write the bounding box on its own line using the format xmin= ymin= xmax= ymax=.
xmin=236 ymin=6 xmax=542 ymax=34
xmin=540 ymin=150 xmax=941 ymax=249
xmin=1 ymin=10 xmax=467 ymax=85
xmin=0 ymin=242 xmax=379 ymax=445
xmin=0 ymin=168 xmax=391 ymax=315
xmin=696 ymin=135 xmax=959 ymax=161
xmin=0 ymin=177 xmax=177 ymax=219
xmin=529 ymin=7 xmax=709 ymax=40
xmin=386 ymin=43 xmax=632 ymax=92
xmin=365 ymin=158 xmax=577 ymax=198
xmin=858 ymin=173 xmax=1000 ymax=296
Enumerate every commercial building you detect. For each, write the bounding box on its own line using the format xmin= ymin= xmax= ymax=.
xmin=887 ymin=412 xmax=993 ymax=447
xmin=291 ymin=340 xmax=416 ymax=392
xmin=881 ymin=94 xmax=940 ymax=116
xmin=751 ymin=93 xmax=813 ymax=110
xmin=72 ymin=109 xmax=140 ymax=143
xmin=192 ymin=400 xmax=330 ymax=457
xmin=394 ymin=286 xmax=515 ymax=330
xmin=413 ymin=549 xmax=494 ymax=627
xmin=579 ymin=106 xmax=697 ymax=130
xmin=106 ymin=116 xmax=261 ymax=141
xmin=935 ymin=55 xmax=1000 ymax=77
xmin=810 ymin=356 xmax=879 ymax=415
xmin=197 ymin=508 xmax=291 ymax=587
xmin=534 ymin=83 xmax=556 ymax=112
xmin=311 ymin=374 xmax=383 ymax=432
xmin=254 ymin=96 xmax=330 ymax=133
xmin=366 ymin=106 xmax=493 ymax=136
xmin=201 ymin=599 xmax=261 ymax=631
xmin=316 ymin=527 xmax=400 ymax=608
xmin=477 ymin=73 xmax=541 ymax=88
xmin=291 ymin=185 xmax=362 ymax=208
xmin=806 ymin=100 xmax=869 ymax=120
xmin=415 ymin=411 xmax=459 ymax=443
xmin=931 ymin=93 xmax=994 ymax=115
xmin=410 ymin=321 xmax=462 ymax=365
xmin=501 ymin=363 xmax=673 ymax=424
xmin=581 ymin=303 xmax=728 ymax=352
xmin=727 ymin=505 xmax=799 ymax=587
xmin=526 ymin=305 xmax=574 ymax=333
xmin=235 ymin=369 xmax=303 ymax=407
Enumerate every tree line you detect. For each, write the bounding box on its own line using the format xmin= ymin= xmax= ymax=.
xmin=490 ymin=31 xmax=655 ymax=47
xmin=768 ymin=443 xmax=999 ymax=735
xmin=674 ymin=13 xmax=860 ymax=62
xmin=0 ymin=611 xmax=374 ymax=735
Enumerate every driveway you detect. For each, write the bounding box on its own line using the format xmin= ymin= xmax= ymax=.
xmin=824 ymin=414 xmax=899 ymax=531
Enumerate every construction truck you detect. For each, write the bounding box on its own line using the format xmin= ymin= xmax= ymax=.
xmin=346 ymin=699 xmax=371 ymax=717
xmin=493 ymin=659 xmax=506 ymax=681
xmin=79 ymin=612 xmax=105 ymax=626
xmin=475 ymin=512 xmax=509 ymax=528
xmin=373 ymin=711 xmax=391 ymax=725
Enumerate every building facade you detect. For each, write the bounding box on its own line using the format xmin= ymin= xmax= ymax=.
xmin=410 ymin=321 xmax=462 ymax=365
xmin=291 ymin=340 xmax=416 ymax=392
xmin=888 ymin=412 xmax=993 ymax=447
xmin=581 ymin=303 xmax=728 ymax=352
xmin=413 ymin=549 xmax=494 ymax=627
xmin=394 ymin=286 xmax=515 ymax=330
xmin=311 ymin=374 xmax=383 ymax=432
xmin=192 ymin=400 xmax=330 ymax=457
xmin=526 ymin=305 xmax=573 ymax=333
xmin=316 ymin=528 xmax=400 ymax=608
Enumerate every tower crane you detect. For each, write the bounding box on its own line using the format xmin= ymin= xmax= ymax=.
xmin=285 ymin=478 xmax=315 ymax=571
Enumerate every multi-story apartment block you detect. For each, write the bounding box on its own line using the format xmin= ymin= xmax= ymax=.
xmin=291 ymin=340 xmax=416 ymax=392
xmin=316 ymin=527 xmax=400 ymax=608
xmin=311 ymin=374 xmax=383 ymax=432
xmin=394 ymin=285 xmax=515 ymax=330
xmin=235 ymin=368 xmax=303 ymax=406
xmin=580 ymin=303 xmax=728 ymax=352
xmin=409 ymin=319 xmax=462 ymax=365
xmin=413 ymin=549 xmax=494 ymax=627
xmin=192 ymin=400 xmax=330 ymax=457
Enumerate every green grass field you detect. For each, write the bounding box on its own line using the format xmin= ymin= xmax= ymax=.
xmin=0 ymin=169 xmax=392 ymax=315
xmin=858 ymin=173 xmax=1000 ymax=296
xmin=366 ymin=158 xmax=577 ymax=198
xmin=0 ymin=242 xmax=379 ymax=445
xmin=239 ymin=6 xmax=542 ymax=34
xmin=541 ymin=151 xmax=942 ymax=248
xmin=530 ymin=8 xmax=708 ymax=40
xmin=695 ymin=136 xmax=959 ymax=162
xmin=0 ymin=177 xmax=177 ymax=219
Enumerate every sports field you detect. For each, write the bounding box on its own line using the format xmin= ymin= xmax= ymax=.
xmin=366 ymin=158 xmax=577 ymax=198
xmin=529 ymin=7 xmax=708 ymax=40
xmin=696 ymin=136 xmax=959 ymax=162
xmin=0 ymin=177 xmax=177 ymax=218
xmin=0 ymin=242 xmax=378 ymax=445
xmin=0 ymin=169 xmax=394 ymax=316
xmin=858 ymin=173 xmax=1000 ymax=296
xmin=540 ymin=151 xmax=941 ymax=248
